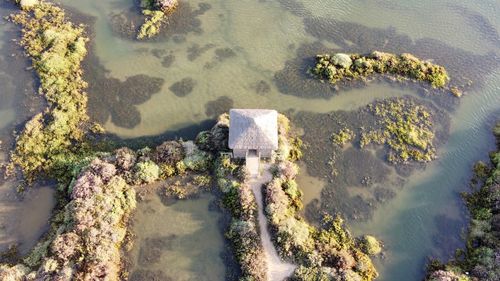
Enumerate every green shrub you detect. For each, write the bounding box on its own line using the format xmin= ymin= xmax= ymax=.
xmin=134 ymin=161 xmax=160 ymax=184
xmin=183 ymin=149 xmax=213 ymax=172
xmin=159 ymin=164 xmax=176 ymax=179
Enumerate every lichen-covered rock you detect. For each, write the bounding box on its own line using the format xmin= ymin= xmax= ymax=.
xmin=18 ymin=0 xmax=39 ymax=9
xmin=8 ymin=1 xmax=91 ymax=183
xmin=359 ymin=235 xmax=382 ymax=255
xmin=154 ymin=0 xmax=179 ymax=13
xmin=332 ymin=53 xmax=352 ymax=68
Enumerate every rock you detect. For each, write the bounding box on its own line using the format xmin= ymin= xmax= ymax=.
xmin=154 ymin=0 xmax=179 ymax=13
xmin=354 ymin=58 xmax=364 ymax=68
xmin=19 ymin=0 xmax=39 ymax=8
xmin=359 ymin=235 xmax=382 ymax=255
xmin=332 ymin=53 xmax=352 ymax=69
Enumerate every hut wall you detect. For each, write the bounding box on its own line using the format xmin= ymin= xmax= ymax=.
xmin=232 ymin=149 xmax=247 ymax=158
xmin=259 ymin=149 xmax=273 ymax=158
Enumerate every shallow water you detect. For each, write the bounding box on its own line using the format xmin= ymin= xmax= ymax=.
xmin=0 ymin=183 xmax=55 ymax=255
xmin=0 ymin=0 xmax=499 ymax=280
xmin=0 ymin=1 xmax=55 ymax=258
xmin=351 ymin=69 xmax=500 ymax=280
xmin=127 ymin=191 xmax=226 ymax=280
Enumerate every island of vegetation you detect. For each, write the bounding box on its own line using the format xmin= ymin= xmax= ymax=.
xmin=1 ymin=4 xmax=381 ymax=278
xmin=311 ymin=52 xmax=456 ymax=95
xmin=1 ymin=1 xmax=497 ymax=281
xmin=137 ymin=0 xmax=179 ymax=39
xmin=6 ymin=0 xmax=96 ymax=184
xmin=426 ymin=122 xmax=500 ymax=281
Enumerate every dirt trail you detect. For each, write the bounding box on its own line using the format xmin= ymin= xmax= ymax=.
xmin=250 ymin=164 xmax=296 ymax=281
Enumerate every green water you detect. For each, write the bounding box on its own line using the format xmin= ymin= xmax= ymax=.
xmin=127 ymin=191 xmax=226 ymax=280
xmin=0 ymin=0 xmax=499 ymax=280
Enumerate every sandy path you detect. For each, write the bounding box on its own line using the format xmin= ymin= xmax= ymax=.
xmin=250 ymin=164 xmax=296 ymax=281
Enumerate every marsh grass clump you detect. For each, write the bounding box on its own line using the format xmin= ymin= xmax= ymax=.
xmin=361 ymin=98 xmax=436 ymax=164
xmin=331 ymin=128 xmax=355 ymax=147
xmin=195 ymin=113 xmax=230 ymax=152
xmin=0 ymin=132 xmax=220 ymax=280
xmin=312 ymin=51 xmax=450 ymax=89
xmin=301 ymin=18 xmax=499 ymax=94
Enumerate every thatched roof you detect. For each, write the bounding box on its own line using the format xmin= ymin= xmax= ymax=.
xmin=228 ymin=109 xmax=278 ymax=150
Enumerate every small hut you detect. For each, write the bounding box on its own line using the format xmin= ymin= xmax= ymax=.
xmin=228 ymin=109 xmax=278 ymax=160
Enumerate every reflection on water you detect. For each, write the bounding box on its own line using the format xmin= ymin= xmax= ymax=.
xmin=127 ymin=191 xmax=225 ymax=280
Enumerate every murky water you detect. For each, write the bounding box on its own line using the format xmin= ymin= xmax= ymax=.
xmin=0 ymin=1 xmax=55 ymax=258
xmin=127 ymin=191 xmax=226 ymax=280
xmin=0 ymin=0 xmax=499 ymax=280
xmin=0 ymin=184 xmax=55 ymax=255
